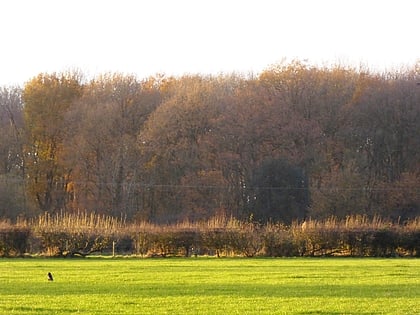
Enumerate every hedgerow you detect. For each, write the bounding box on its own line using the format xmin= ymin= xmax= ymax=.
xmin=2 ymin=213 xmax=419 ymax=257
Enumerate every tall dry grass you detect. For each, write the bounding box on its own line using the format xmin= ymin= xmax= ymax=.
xmin=2 ymin=213 xmax=419 ymax=257
xmin=20 ymin=211 xmax=126 ymax=234
xmin=0 ymin=219 xmax=13 ymax=230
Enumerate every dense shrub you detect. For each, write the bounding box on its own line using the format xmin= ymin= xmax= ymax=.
xmin=2 ymin=214 xmax=419 ymax=258
xmin=201 ymin=228 xmax=230 ymax=257
xmin=148 ymin=230 xmax=198 ymax=257
xmin=38 ymin=231 xmax=112 ymax=257
xmin=262 ymin=224 xmax=298 ymax=257
xmin=399 ymin=231 xmax=420 ymax=257
xmin=0 ymin=227 xmax=30 ymax=257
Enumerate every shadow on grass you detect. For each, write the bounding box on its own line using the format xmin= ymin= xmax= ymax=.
xmin=2 ymin=282 xmax=417 ymax=299
xmin=1 ymin=306 xmax=79 ymax=315
xmin=297 ymin=312 xmax=361 ymax=315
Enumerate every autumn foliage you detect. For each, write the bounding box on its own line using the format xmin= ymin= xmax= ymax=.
xmin=0 ymin=60 xmax=419 ymax=224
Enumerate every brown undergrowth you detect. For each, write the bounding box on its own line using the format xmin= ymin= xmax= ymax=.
xmin=1 ymin=213 xmax=419 ymax=257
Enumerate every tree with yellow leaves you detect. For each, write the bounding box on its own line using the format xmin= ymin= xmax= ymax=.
xmin=23 ymin=72 xmax=82 ymax=212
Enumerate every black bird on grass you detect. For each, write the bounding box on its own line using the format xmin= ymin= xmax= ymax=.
xmin=47 ymin=272 xmax=54 ymax=281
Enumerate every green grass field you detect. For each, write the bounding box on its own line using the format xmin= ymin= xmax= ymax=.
xmin=0 ymin=258 xmax=419 ymax=315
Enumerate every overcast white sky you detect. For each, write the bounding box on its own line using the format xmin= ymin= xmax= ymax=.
xmin=1 ymin=0 xmax=419 ymax=86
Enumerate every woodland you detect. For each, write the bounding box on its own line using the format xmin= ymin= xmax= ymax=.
xmin=0 ymin=60 xmax=419 ymax=224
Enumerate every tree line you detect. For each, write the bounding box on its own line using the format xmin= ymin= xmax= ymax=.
xmin=0 ymin=60 xmax=419 ymax=223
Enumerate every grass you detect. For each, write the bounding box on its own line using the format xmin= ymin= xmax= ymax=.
xmin=0 ymin=258 xmax=419 ymax=314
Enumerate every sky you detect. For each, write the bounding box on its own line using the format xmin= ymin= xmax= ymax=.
xmin=1 ymin=0 xmax=419 ymax=86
